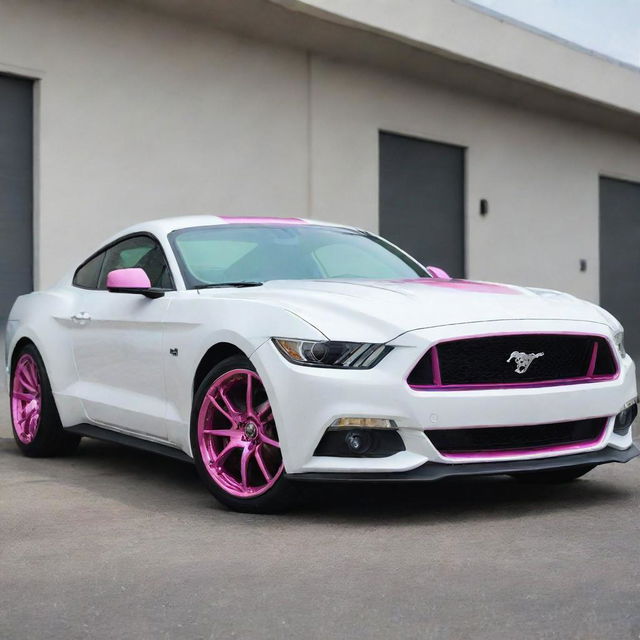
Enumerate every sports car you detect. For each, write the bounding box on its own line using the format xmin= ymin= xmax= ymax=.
xmin=5 ymin=216 xmax=638 ymax=512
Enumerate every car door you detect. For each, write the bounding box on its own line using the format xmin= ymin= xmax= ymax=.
xmin=70 ymin=234 xmax=174 ymax=440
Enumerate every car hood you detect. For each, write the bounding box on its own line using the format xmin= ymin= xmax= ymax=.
xmin=203 ymin=278 xmax=613 ymax=343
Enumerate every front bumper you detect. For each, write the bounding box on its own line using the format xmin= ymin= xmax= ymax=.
xmin=251 ymin=319 xmax=638 ymax=475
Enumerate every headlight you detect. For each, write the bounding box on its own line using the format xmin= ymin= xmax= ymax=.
xmin=272 ymin=338 xmax=392 ymax=369
xmin=614 ymin=331 xmax=626 ymax=358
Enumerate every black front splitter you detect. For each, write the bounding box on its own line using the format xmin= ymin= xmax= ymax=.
xmin=288 ymin=445 xmax=639 ymax=483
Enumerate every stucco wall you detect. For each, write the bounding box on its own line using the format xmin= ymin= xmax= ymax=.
xmin=0 ymin=0 xmax=309 ymax=285
xmin=1 ymin=0 xmax=639 ymax=302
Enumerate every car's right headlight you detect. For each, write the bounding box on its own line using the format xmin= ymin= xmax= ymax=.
xmin=272 ymin=338 xmax=392 ymax=369
xmin=614 ymin=330 xmax=626 ymax=358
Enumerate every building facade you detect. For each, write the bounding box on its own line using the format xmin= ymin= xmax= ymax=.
xmin=1 ymin=0 xmax=639 ymax=351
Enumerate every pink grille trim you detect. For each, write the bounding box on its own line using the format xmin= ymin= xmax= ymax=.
xmin=408 ymin=331 xmax=620 ymax=391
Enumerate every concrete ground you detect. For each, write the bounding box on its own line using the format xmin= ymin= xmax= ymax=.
xmin=2 ymin=347 xmax=640 ymax=639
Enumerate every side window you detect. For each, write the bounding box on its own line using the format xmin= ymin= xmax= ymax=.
xmin=97 ymin=236 xmax=173 ymax=290
xmin=73 ymin=252 xmax=106 ymax=289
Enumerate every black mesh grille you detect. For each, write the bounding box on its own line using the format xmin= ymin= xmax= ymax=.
xmin=426 ymin=418 xmax=606 ymax=455
xmin=408 ymin=334 xmax=616 ymax=388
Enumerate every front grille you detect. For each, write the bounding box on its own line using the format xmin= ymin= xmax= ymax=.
xmin=408 ymin=333 xmax=617 ymax=389
xmin=425 ymin=417 xmax=607 ymax=457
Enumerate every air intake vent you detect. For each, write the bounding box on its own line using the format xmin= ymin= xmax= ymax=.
xmin=426 ymin=417 xmax=607 ymax=457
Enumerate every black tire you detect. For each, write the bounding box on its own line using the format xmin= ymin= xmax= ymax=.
xmin=10 ymin=343 xmax=81 ymax=457
xmin=510 ymin=464 xmax=595 ymax=484
xmin=190 ymin=354 xmax=299 ymax=513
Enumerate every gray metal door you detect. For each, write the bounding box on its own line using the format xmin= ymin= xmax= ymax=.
xmin=600 ymin=176 xmax=640 ymax=358
xmin=0 ymin=74 xmax=33 ymax=324
xmin=379 ymin=131 xmax=465 ymax=277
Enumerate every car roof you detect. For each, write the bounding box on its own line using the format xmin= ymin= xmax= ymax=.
xmin=105 ymin=215 xmax=358 ymax=243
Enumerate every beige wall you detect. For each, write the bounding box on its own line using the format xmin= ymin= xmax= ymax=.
xmin=1 ymin=0 xmax=639 ymax=302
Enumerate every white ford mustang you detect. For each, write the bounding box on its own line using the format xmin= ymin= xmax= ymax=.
xmin=5 ymin=216 xmax=638 ymax=512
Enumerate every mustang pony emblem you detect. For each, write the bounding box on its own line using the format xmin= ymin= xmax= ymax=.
xmin=507 ymin=351 xmax=544 ymax=374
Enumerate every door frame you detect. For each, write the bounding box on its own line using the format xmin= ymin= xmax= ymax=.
xmin=0 ymin=63 xmax=41 ymax=293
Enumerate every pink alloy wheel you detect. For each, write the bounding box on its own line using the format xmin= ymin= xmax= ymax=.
xmin=11 ymin=354 xmax=42 ymax=444
xmin=197 ymin=369 xmax=283 ymax=498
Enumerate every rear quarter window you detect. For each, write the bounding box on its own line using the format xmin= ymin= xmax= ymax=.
xmin=73 ymin=252 xmax=105 ymax=289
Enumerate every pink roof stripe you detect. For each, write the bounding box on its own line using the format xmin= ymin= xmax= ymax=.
xmin=218 ymin=216 xmax=307 ymax=224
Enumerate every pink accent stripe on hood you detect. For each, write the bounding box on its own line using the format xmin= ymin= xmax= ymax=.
xmin=399 ymin=278 xmax=521 ymax=295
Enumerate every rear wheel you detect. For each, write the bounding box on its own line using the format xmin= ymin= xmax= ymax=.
xmin=10 ymin=343 xmax=81 ymax=457
xmin=191 ymin=355 xmax=298 ymax=513
xmin=510 ymin=464 xmax=595 ymax=484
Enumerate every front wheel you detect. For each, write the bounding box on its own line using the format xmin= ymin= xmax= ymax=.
xmin=191 ymin=355 xmax=298 ymax=513
xmin=510 ymin=464 xmax=595 ymax=484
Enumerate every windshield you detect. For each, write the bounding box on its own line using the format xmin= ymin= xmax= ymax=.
xmin=169 ymin=224 xmax=427 ymax=288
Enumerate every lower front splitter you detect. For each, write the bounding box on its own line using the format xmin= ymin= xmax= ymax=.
xmin=289 ymin=444 xmax=639 ymax=482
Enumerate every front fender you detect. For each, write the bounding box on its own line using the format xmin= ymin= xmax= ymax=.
xmin=162 ymin=295 xmax=326 ymax=451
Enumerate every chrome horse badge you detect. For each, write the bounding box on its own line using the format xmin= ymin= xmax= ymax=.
xmin=507 ymin=351 xmax=544 ymax=374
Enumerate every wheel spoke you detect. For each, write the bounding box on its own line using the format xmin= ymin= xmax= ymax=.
xmin=215 ymin=440 xmax=241 ymax=466
xmin=261 ymin=435 xmax=280 ymax=448
xmin=27 ymin=412 xmax=38 ymax=435
xmin=207 ymin=394 xmax=236 ymax=424
xmin=219 ymin=386 xmax=241 ymax=416
xmin=12 ymin=391 xmax=34 ymax=402
xmin=23 ymin=362 xmax=38 ymax=388
xmin=256 ymin=400 xmax=271 ymax=419
xmin=245 ymin=373 xmax=254 ymax=414
xmin=202 ymin=428 xmax=237 ymax=438
xmin=22 ymin=404 xmax=35 ymax=419
xmin=240 ymin=446 xmax=251 ymax=489
xmin=17 ymin=371 xmax=37 ymax=394
xmin=255 ymin=446 xmax=272 ymax=482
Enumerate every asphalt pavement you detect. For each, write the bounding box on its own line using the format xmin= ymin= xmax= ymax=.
xmin=1 ymin=343 xmax=640 ymax=639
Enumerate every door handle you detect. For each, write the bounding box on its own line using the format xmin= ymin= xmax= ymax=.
xmin=71 ymin=311 xmax=91 ymax=323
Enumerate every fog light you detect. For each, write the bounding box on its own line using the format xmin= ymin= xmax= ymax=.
xmin=344 ymin=430 xmax=372 ymax=454
xmin=330 ymin=417 xmax=397 ymax=429
xmin=614 ymin=401 xmax=638 ymax=434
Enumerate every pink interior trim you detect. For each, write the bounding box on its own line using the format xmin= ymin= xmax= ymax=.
xmin=439 ymin=422 xmax=609 ymax=460
xmin=107 ymin=267 xmax=151 ymax=289
xmin=426 ymin=266 xmax=452 ymax=280
xmin=397 ymin=279 xmax=521 ymax=295
xmin=218 ymin=216 xmax=306 ymax=224
xmin=408 ymin=331 xmax=620 ymax=391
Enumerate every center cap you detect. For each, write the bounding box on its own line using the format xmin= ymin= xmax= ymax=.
xmin=244 ymin=421 xmax=258 ymax=439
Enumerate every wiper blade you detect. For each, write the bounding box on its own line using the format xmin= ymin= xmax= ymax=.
xmin=195 ymin=281 xmax=263 ymax=289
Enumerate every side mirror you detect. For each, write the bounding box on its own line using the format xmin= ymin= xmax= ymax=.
xmin=426 ymin=265 xmax=452 ymax=280
xmin=106 ymin=268 xmax=165 ymax=299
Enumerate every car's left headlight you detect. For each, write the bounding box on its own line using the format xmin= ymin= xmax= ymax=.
xmin=272 ymin=338 xmax=392 ymax=369
xmin=614 ymin=330 xmax=626 ymax=358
